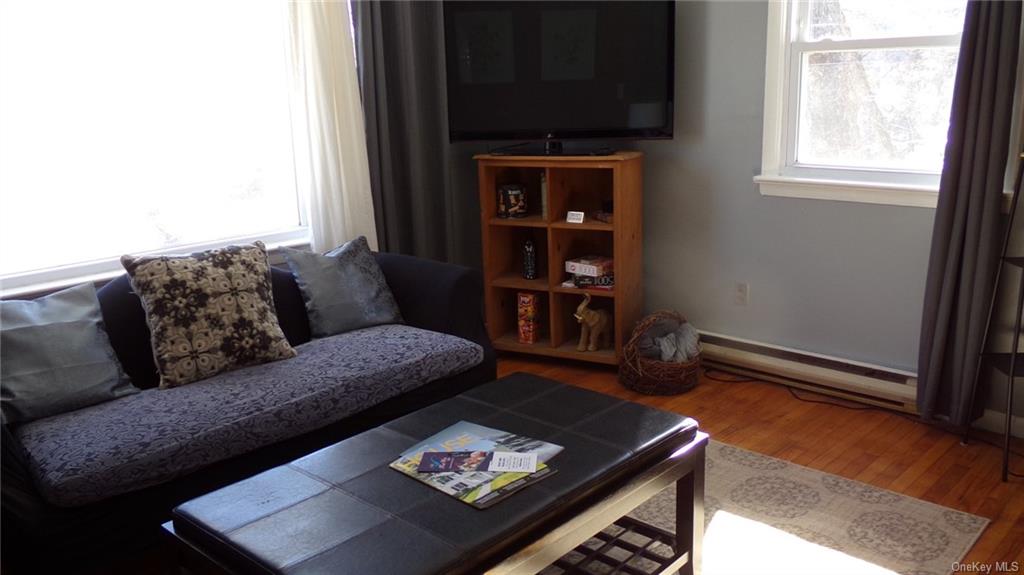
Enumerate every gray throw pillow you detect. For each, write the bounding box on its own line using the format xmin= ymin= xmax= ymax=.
xmin=281 ymin=237 xmax=402 ymax=338
xmin=1 ymin=283 xmax=137 ymax=424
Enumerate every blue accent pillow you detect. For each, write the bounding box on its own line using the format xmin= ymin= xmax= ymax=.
xmin=281 ymin=237 xmax=402 ymax=338
xmin=1 ymin=283 xmax=137 ymax=424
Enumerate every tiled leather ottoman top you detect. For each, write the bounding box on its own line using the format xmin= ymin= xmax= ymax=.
xmin=171 ymin=373 xmax=698 ymax=575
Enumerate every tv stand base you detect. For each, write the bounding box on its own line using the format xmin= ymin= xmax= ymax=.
xmin=489 ymin=141 xmax=616 ymax=157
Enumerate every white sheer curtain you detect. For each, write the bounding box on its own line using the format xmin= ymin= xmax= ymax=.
xmin=289 ymin=0 xmax=378 ymax=252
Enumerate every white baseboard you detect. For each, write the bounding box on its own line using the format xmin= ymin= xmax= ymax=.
xmin=698 ymin=331 xmax=917 ymax=412
xmin=698 ymin=330 xmax=1023 ymax=437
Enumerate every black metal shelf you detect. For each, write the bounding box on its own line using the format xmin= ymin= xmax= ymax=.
xmin=981 ymin=352 xmax=1024 ymax=377
xmin=965 ymin=154 xmax=1023 ymax=483
xmin=1003 ymin=255 xmax=1024 ymax=268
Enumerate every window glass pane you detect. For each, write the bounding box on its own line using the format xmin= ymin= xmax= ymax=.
xmin=0 ymin=1 xmax=299 ymax=277
xmin=796 ymin=48 xmax=958 ymax=172
xmin=807 ymin=0 xmax=966 ymax=41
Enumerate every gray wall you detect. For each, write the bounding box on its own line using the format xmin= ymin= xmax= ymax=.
xmin=637 ymin=1 xmax=935 ymax=373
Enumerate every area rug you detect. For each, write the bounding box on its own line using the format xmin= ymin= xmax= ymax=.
xmin=555 ymin=440 xmax=989 ymax=575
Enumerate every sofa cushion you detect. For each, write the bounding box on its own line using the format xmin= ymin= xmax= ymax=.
xmin=96 ymin=274 xmax=160 ymax=389
xmin=121 ymin=242 xmax=297 ymax=388
xmin=97 ymin=267 xmax=313 ymax=390
xmin=269 ymin=266 xmax=313 ymax=347
xmin=14 ymin=325 xmax=483 ymax=507
xmin=281 ymin=237 xmax=402 ymax=338
xmin=1 ymin=284 xmax=137 ymax=424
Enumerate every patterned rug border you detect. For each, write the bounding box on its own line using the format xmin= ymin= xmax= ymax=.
xmin=622 ymin=439 xmax=991 ymax=575
xmin=705 ymin=439 xmax=990 ymax=569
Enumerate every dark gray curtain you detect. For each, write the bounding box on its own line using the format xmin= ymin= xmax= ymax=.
xmin=917 ymin=1 xmax=1022 ymax=425
xmin=352 ymin=1 xmax=460 ymax=263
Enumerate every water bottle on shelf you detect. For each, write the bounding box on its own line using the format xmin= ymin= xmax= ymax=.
xmin=523 ymin=240 xmax=537 ymax=280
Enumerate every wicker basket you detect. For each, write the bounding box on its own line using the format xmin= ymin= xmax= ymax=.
xmin=619 ymin=310 xmax=701 ymax=395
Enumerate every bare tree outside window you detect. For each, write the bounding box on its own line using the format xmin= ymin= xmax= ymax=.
xmin=794 ymin=0 xmax=966 ymax=173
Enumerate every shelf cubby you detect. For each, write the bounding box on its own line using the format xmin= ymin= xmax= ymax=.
xmin=492 ymin=273 xmax=549 ymax=291
xmin=486 ymin=226 xmax=548 ymax=285
xmin=551 ymin=285 xmax=615 ymax=298
xmin=489 ymin=215 xmax=548 ymax=228
xmin=551 ymin=290 xmax=615 ymax=351
xmin=548 ymin=167 xmax=614 ymax=223
xmin=485 ymin=287 xmax=549 ymax=345
xmin=548 ymin=227 xmax=614 ymax=286
xmin=480 ymin=165 xmax=546 ymax=221
xmin=549 ymin=220 xmax=614 ymax=232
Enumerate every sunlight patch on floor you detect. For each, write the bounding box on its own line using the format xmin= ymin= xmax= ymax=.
xmin=704 ymin=511 xmax=897 ymax=575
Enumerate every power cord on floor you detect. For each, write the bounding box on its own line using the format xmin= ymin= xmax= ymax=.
xmin=702 ymin=367 xmax=1024 ymax=474
xmin=785 ymin=386 xmax=883 ymax=411
xmin=701 ymin=370 xmax=758 ymax=383
xmin=704 ymin=367 xmax=900 ymax=413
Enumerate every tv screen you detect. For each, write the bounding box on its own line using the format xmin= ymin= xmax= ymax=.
xmin=443 ymin=1 xmax=674 ymax=142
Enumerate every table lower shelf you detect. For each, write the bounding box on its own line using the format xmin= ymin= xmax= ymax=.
xmin=494 ymin=334 xmax=618 ymax=365
xmin=544 ymin=516 xmax=685 ymax=575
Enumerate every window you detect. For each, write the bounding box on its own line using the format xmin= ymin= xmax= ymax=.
xmin=0 ymin=1 xmax=307 ymax=294
xmin=755 ymin=0 xmax=967 ymax=207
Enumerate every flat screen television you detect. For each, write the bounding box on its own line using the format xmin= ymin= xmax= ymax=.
xmin=443 ymin=1 xmax=674 ymax=145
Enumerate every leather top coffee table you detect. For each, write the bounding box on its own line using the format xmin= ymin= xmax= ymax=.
xmin=164 ymin=373 xmax=707 ymax=575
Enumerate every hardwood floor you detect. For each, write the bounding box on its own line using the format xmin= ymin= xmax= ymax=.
xmin=497 ymin=354 xmax=1024 ymax=564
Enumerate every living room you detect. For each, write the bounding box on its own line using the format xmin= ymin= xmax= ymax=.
xmin=1 ymin=1 xmax=1022 ymax=574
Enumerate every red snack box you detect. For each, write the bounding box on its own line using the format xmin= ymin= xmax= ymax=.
xmin=517 ymin=292 xmax=540 ymax=344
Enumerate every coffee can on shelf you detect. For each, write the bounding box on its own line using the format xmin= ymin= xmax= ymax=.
xmin=498 ymin=184 xmax=528 ymax=218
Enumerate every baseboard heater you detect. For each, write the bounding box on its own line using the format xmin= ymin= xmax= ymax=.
xmin=698 ymin=331 xmax=918 ymax=414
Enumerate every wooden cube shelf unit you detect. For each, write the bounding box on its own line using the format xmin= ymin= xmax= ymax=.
xmin=476 ymin=151 xmax=643 ymax=365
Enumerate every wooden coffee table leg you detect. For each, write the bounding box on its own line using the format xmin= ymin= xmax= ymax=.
xmin=675 ymin=446 xmax=705 ymax=575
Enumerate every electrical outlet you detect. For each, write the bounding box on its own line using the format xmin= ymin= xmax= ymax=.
xmin=734 ymin=282 xmax=750 ymax=306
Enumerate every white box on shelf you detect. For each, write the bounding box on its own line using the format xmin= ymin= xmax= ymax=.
xmin=565 ymin=256 xmax=613 ymax=278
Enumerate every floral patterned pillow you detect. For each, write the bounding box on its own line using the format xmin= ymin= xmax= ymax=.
xmin=121 ymin=242 xmax=296 ymax=388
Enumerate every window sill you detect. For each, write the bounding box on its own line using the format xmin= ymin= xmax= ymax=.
xmin=1 ymin=228 xmax=311 ymax=299
xmin=754 ymin=175 xmax=940 ymax=208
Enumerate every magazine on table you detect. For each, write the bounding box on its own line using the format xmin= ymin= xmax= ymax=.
xmin=389 ymin=421 xmax=563 ymax=509
xmin=416 ymin=450 xmax=540 ymax=474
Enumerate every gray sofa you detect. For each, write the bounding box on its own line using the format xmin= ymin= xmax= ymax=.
xmin=18 ymin=324 xmax=483 ymax=508
xmin=2 ymin=252 xmax=496 ymax=572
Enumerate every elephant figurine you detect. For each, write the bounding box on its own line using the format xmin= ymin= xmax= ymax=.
xmin=574 ymin=293 xmax=610 ymax=352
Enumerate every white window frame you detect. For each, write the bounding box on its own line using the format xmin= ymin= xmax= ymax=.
xmin=754 ymin=1 xmax=964 ymax=208
xmin=0 ymin=228 xmax=311 ymax=299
